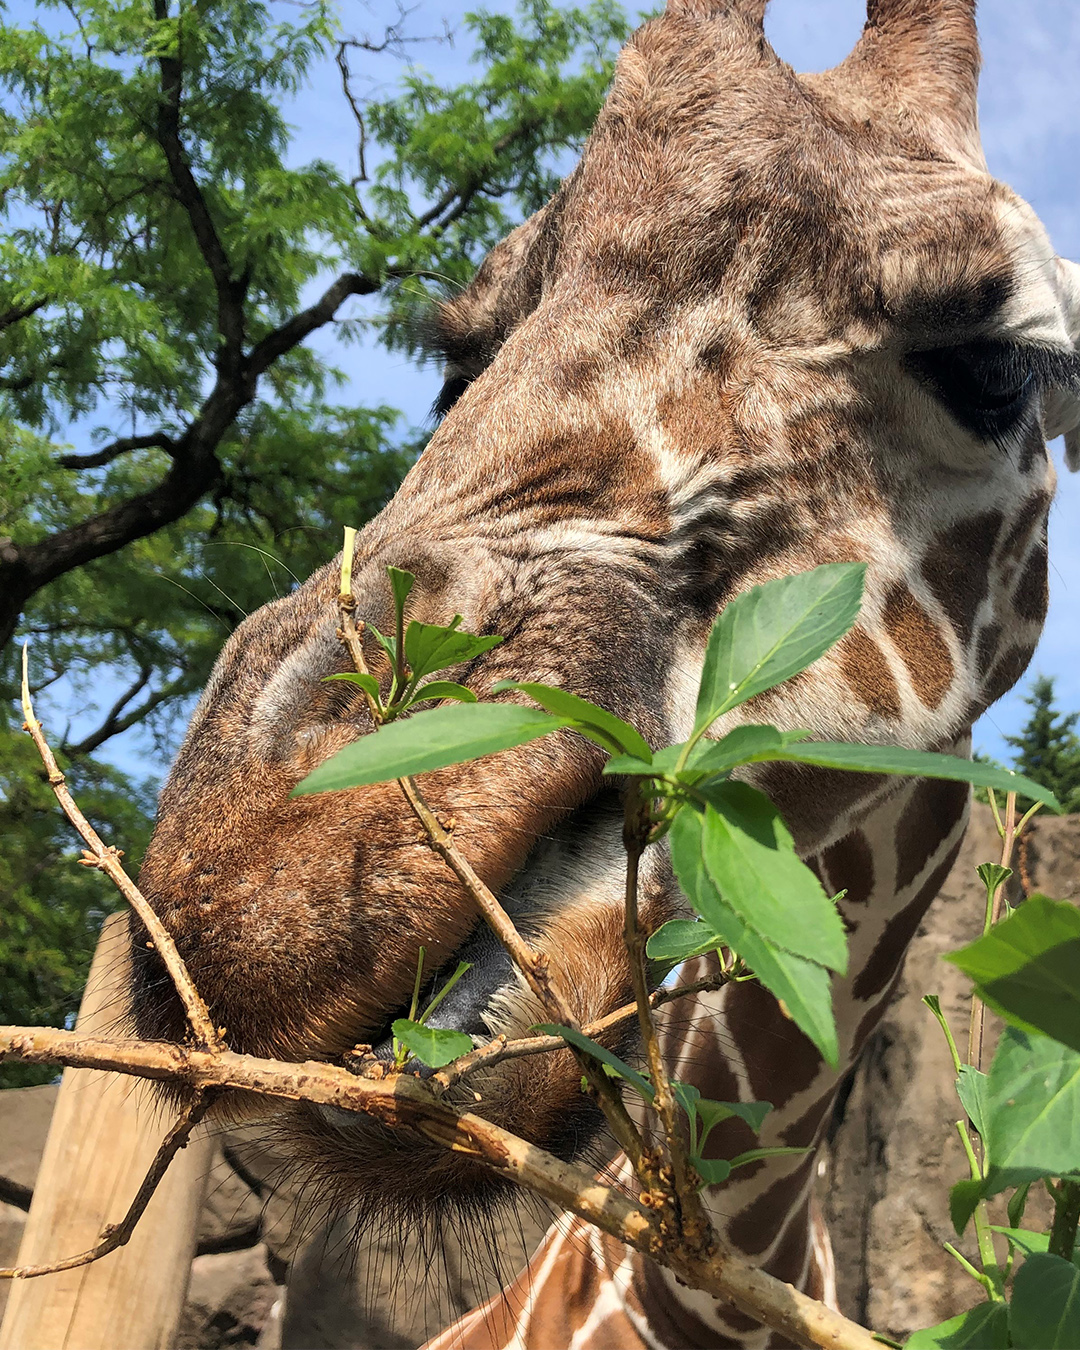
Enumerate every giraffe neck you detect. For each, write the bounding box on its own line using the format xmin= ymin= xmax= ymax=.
xmin=423 ymin=770 xmax=971 ymax=1350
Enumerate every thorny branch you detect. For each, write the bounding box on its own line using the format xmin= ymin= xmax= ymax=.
xmin=433 ymin=974 xmax=732 ymax=1091
xmin=968 ymin=790 xmax=1042 ymax=1072
xmin=622 ymin=784 xmax=711 ymax=1249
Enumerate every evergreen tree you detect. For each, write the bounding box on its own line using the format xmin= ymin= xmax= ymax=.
xmin=1004 ymin=676 xmax=1080 ymax=814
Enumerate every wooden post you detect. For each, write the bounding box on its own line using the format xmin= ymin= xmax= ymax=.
xmin=0 ymin=913 xmax=213 ymax=1350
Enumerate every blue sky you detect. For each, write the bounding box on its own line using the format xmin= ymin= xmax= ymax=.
xmin=39 ymin=0 xmax=1080 ymax=777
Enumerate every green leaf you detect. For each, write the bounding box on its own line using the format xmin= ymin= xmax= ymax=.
xmin=689 ymin=724 xmax=812 ymax=776
xmin=404 ymin=618 xmax=503 ymax=684
xmin=671 ymin=1080 xmax=701 ymax=1117
xmin=533 ymin=1024 xmax=654 ymax=1102
xmin=749 ymin=742 xmax=1062 ymax=813
xmin=367 ymin=623 xmax=398 ymax=664
xmin=391 ymin=1019 xmax=473 ymax=1069
xmin=603 ymin=753 xmax=658 ymax=778
xmin=983 ymin=1028 xmax=1080 ymax=1195
xmin=292 ymin=703 xmax=568 ymax=794
xmin=1009 ymin=1253 xmax=1080 ymax=1348
xmin=493 ymin=681 xmax=653 ymax=760
xmin=905 ymin=1303 xmax=1009 ymax=1349
xmin=669 ymin=808 xmax=839 ymax=1067
xmin=957 ymin=1065 xmax=989 ymax=1138
xmin=977 ymin=863 xmax=1013 ymax=897
xmin=323 ymin=671 xmax=381 ymax=701
xmin=411 ymin=680 xmax=478 ymax=703
xmin=694 ymin=563 xmax=866 ymax=735
xmin=948 ymin=896 xmax=1080 ymax=1052
xmin=645 ymin=919 xmax=724 ymax=965
xmin=949 ymin=1178 xmax=984 ymax=1236
xmin=695 ymin=1097 xmax=772 ymax=1137
xmin=1008 ymin=1182 xmax=1032 ymax=1230
xmin=990 ymin=1226 xmax=1052 ymax=1259
xmin=697 ymin=782 xmax=848 ymax=973
xmin=387 ymin=566 xmax=415 ymax=616
xmin=691 ymin=1156 xmax=732 ymax=1186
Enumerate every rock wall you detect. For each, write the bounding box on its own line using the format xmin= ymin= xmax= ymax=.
xmin=2 ymin=804 xmax=1076 ymax=1348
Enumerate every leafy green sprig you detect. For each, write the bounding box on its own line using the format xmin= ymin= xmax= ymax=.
xmin=391 ymin=946 xmax=474 ymax=1071
xmin=296 ymin=551 xmax=1060 ymax=1210
xmin=910 ymin=796 xmax=1080 ymax=1348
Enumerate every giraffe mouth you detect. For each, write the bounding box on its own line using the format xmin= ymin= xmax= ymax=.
xmin=364 ymin=920 xmax=517 ymax=1073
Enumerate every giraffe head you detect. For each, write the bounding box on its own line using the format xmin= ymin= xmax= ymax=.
xmin=131 ymin=0 xmax=1079 ymax=1218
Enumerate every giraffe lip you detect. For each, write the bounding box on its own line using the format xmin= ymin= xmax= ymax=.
xmin=365 ymin=920 xmax=516 ymax=1071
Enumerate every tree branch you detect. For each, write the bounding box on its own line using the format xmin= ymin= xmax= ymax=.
xmin=58 ymin=433 xmax=177 ymax=471
xmin=20 ymin=647 xmax=222 ymax=1051
xmin=0 ymin=296 xmax=49 ymax=332
xmin=152 ymin=0 xmax=245 ymax=369
xmin=0 ymin=1093 xmax=209 ymax=1279
xmin=0 ymin=1024 xmax=880 ymax=1350
xmin=62 ymin=668 xmax=186 ymax=758
xmin=414 ymin=117 xmax=543 ymax=233
xmin=247 ymin=271 xmax=382 ymax=377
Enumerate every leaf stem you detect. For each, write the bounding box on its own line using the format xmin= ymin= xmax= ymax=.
xmin=923 ymin=996 xmax=963 ymax=1077
xmin=420 ymin=960 xmax=470 ymax=1024
xmin=409 ymin=946 xmax=426 ymax=1021
xmin=942 ymin=1243 xmax=998 ymax=1299
xmin=1049 ymin=1180 xmax=1080 ymax=1262
xmin=622 ymin=782 xmax=712 ymax=1247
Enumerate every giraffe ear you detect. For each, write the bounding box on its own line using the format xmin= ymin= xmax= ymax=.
xmin=828 ymin=0 xmax=982 ymax=166
xmin=1045 ymin=257 xmax=1080 ymax=472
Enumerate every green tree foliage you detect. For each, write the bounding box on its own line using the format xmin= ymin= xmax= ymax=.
xmin=1003 ymin=676 xmax=1080 ymax=814
xmin=0 ymin=736 xmax=155 ymax=1087
xmin=0 ymin=0 xmax=629 ymax=1049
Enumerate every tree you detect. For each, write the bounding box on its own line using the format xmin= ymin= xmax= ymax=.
xmin=1004 ymin=675 xmax=1080 ymax=814
xmin=0 ymin=736 xmax=156 ymax=1088
xmin=0 ymin=0 xmax=630 ymax=1061
xmin=0 ymin=0 xmax=629 ymax=660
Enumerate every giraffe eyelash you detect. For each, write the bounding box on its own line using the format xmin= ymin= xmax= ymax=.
xmin=431 ymin=372 xmax=473 ymax=424
xmin=905 ymin=340 xmax=1080 ymax=445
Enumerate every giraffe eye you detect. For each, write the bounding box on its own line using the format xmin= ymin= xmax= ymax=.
xmin=907 ymin=341 xmax=1037 ymax=441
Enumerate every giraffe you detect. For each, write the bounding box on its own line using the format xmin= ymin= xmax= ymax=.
xmin=127 ymin=0 xmax=1080 ymax=1344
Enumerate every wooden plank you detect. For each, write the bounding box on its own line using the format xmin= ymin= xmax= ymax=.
xmin=0 ymin=912 xmax=213 ymax=1350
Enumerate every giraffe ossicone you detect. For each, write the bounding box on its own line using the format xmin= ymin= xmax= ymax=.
xmin=129 ymin=0 xmax=1079 ymax=1344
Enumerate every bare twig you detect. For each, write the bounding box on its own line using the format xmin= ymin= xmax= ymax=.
xmin=0 ymin=1025 xmax=881 ymax=1350
xmin=335 ymin=42 xmax=369 ymax=182
xmin=0 ymin=1093 xmax=209 ymax=1279
xmin=58 ymin=432 xmax=177 ymax=471
xmin=435 ymin=974 xmax=731 ymax=1090
xmin=20 ymin=645 xmax=222 ymax=1052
